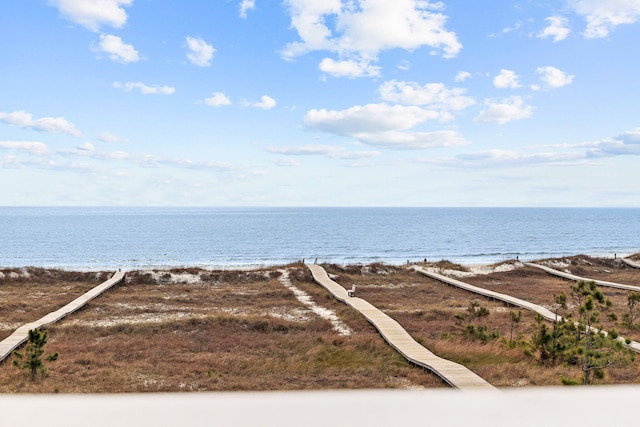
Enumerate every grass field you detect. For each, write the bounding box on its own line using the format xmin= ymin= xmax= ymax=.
xmin=1 ymin=254 xmax=639 ymax=392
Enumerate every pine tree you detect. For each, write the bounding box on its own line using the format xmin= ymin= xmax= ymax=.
xmin=566 ymin=281 xmax=634 ymax=385
xmin=13 ymin=329 xmax=59 ymax=381
xmin=623 ymin=291 xmax=640 ymax=327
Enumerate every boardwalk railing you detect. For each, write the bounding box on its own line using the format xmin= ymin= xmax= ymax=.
xmin=0 ymin=270 xmax=125 ymax=363
xmin=622 ymin=258 xmax=640 ymax=269
xmin=413 ymin=266 xmax=640 ymax=354
xmin=306 ymin=264 xmax=496 ymax=391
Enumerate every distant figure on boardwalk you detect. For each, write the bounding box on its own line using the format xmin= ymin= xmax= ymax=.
xmin=314 ymin=258 xmax=317 ymax=264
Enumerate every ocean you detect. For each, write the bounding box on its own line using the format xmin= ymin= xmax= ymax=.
xmin=0 ymin=207 xmax=638 ymax=270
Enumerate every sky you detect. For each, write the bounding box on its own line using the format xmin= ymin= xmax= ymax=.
xmin=1 ymin=0 xmax=639 ymax=207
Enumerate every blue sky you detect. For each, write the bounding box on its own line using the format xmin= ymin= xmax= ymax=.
xmin=1 ymin=0 xmax=639 ymax=207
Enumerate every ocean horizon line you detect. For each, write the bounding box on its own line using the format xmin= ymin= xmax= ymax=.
xmin=2 ymin=205 xmax=640 ymax=209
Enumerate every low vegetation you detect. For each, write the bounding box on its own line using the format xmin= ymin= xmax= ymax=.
xmin=0 ymin=269 xmax=108 ymax=341
xmin=1 ymin=255 xmax=639 ymax=392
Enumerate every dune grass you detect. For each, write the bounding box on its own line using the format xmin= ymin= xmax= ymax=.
xmin=1 ymin=257 xmax=639 ymax=392
xmin=0 ymin=265 xmax=444 ymax=392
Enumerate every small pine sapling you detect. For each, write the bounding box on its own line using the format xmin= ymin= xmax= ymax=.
xmin=13 ymin=329 xmax=59 ymax=381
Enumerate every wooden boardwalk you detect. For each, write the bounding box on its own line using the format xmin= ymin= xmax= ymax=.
xmin=413 ymin=266 xmax=640 ymax=354
xmin=524 ymin=262 xmax=640 ymax=292
xmin=306 ymin=264 xmax=496 ymax=391
xmin=0 ymin=270 xmax=125 ymax=363
xmin=622 ymin=258 xmax=640 ymax=269
xmin=413 ymin=266 xmax=558 ymax=321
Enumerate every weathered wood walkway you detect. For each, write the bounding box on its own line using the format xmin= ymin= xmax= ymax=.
xmin=524 ymin=262 xmax=640 ymax=292
xmin=306 ymin=264 xmax=496 ymax=391
xmin=622 ymin=258 xmax=640 ymax=269
xmin=413 ymin=266 xmax=558 ymax=321
xmin=0 ymin=270 xmax=125 ymax=363
xmin=413 ymin=266 xmax=640 ymax=354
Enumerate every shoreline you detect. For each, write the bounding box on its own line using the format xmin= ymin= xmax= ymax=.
xmin=1 ymin=250 xmax=638 ymax=273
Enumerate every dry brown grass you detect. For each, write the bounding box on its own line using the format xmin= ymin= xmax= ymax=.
xmin=2 ymin=257 xmax=640 ymax=392
xmin=0 ymin=269 xmax=110 ymax=340
xmin=461 ymin=256 xmax=640 ymax=341
xmin=0 ymin=265 xmax=444 ymax=393
xmin=321 ymin=258 xmax=640 ymax=387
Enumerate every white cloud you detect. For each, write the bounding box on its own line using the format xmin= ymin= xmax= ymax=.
xmin=500 ymin=21 xmax=522 ymax=35
xmin=98 ymin=131 xmax=123 ymax=143
xmin=493 ymin=69 xmax=521 ymax=89
xmin=305 ymin=103 xmax=443 ymax=135
xmin=538 ymin=16 xmax=571 ymax=42
xmin=138 ymin=155 xmax=247 ymax=175
xmin=304 ymin=103 xmax=467 ymax=149
xmin=282 ymin=0 xmax=340 ymax=57
xmin=274 ymin=158 xmax=301 ymax=167
xmin=50 ymin=0 xmax=132 ymax=32
xmin=0 ymin=110 xmax=82 ymax=136
xmin=77 ymin=142 xmax=95 ymax=152
xmin=267 ymin=144 xmax=379 ymax=159
xmin=437 ymin=127 xmax=640 ymax=169
xmin=239 ymin=0 xmax=256 ymax=18
xmin=474 ymin=96 xmax=533 ymax=124
xmin=319 ymin=58 xmax=381 ymax=78
xmin=576 ymin=128 xmax=640 ymax=157
xmin=282 ymin=0 xmax=461 ymax=77
xmin=397 ymin=60 xmax=410 ymax=71
xmin=569 ymin=0 xmax=640 ymax=38
xmin=351 ymin=130 xmax=468 ymax=149
xmin=98 ymin=34 xmax=139 ymax=63
xmin=113 ymin=82 xmax=175 ymax=95
xmin=186 ymin=36 xmax=215 ymax=67
xmin=536 ymin=66 xmax=574 ymax=89
xmin=58 ymin=144 xmax=130 ymax=160
xmin=204 ymin=92 xmax=232 ymax=107
xmin=248 ymin=95 xmax=277 ymax=109
xmin=334 ymin=0 xmax=461 ymax=56
xmin=451 ymin=149 xmax=585 ymax=168
xmin=455 ymin=71 xmax=471 ymax=82
xmin=378 ymin=80 xmax=475 ymax=111
xmin=0 ymin=141 xmax=49 ymax=156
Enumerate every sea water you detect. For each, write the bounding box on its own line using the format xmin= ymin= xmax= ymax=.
xmin=0 ymin=207 xmax=638 ymax=270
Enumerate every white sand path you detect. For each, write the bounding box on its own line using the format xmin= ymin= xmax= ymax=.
xmin=278 ymin=269 xmax=352 ymax=336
